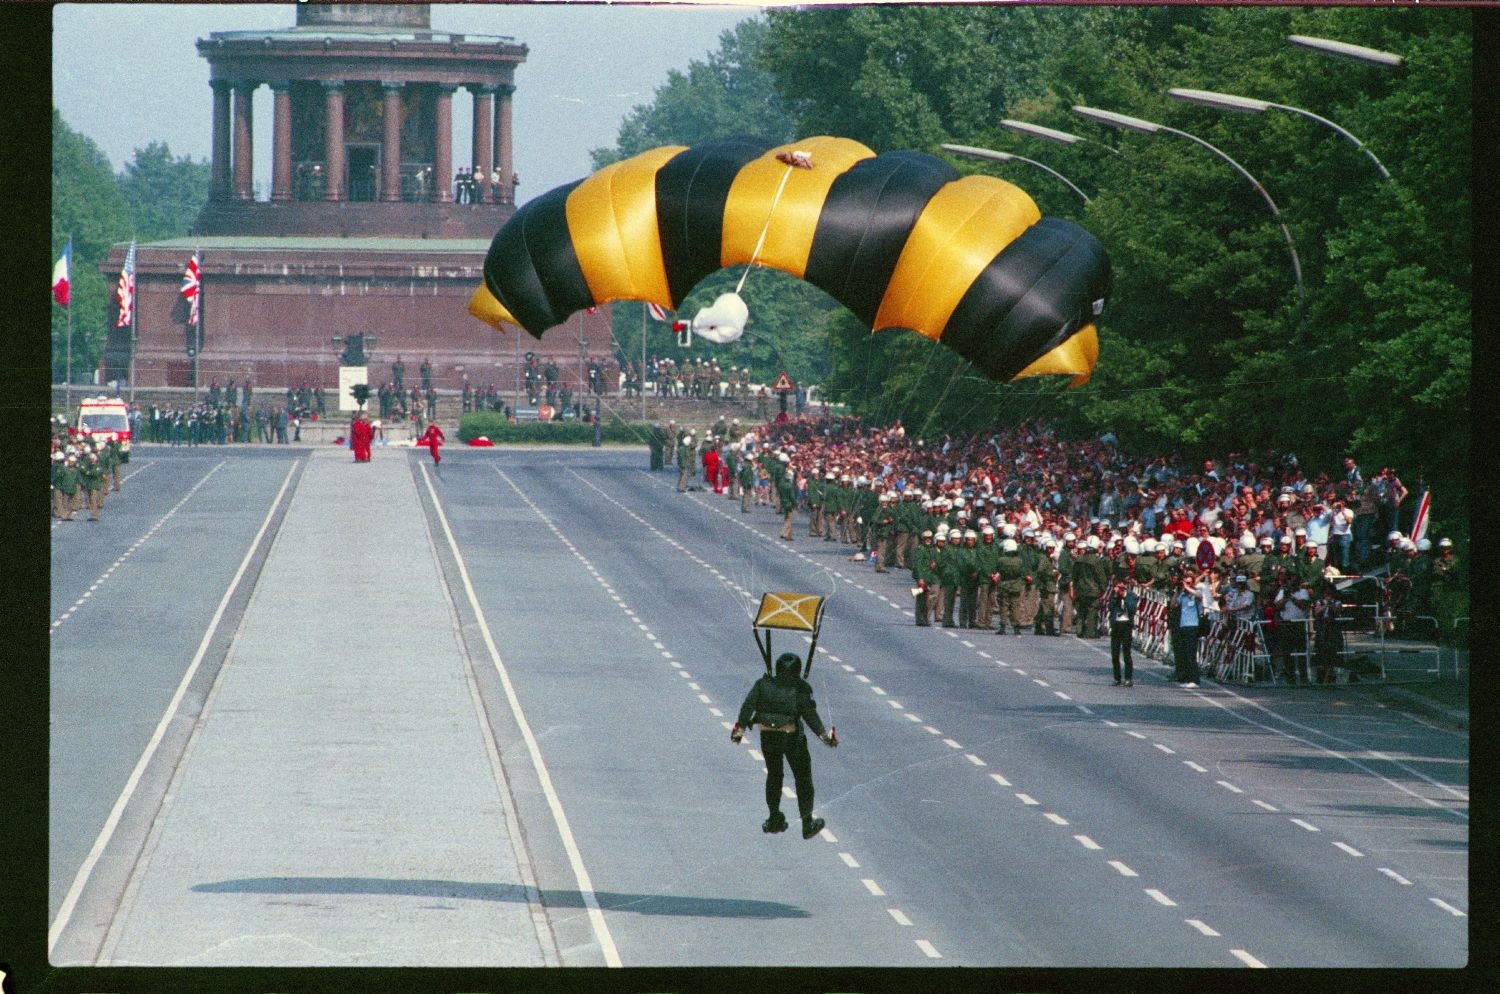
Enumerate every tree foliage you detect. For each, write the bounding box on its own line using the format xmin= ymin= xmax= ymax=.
xmin=117 ymin=141 xmax=210 ymax=243
xmin=755 ymin=4 xmax=1470 ymax=529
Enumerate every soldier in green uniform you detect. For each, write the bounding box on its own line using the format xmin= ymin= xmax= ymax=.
xmin=52 ymin=448 xmax=80 ymax=520
xmin=1071 ymin=543 xmax=1108 ymax=638
xmin=995 ymin=537 xmax=1026 ymax=635
xmin=648 ymin=422 xmax=665 ymax=470
xmin=1238 ymin=537 xmax=1267 ymax=597
xmin=1056 ymin=535 xmax=1076 ymax=633
xmin=79 ymin=444 xmax=106 ymax=522
xmin=910 ymin=530 xmax=938 ymax=626
xmin=807 ymin=471 xmax=827 ymax=537
xmin=777 ymin=458 xmax=798 ymax=541
xmin=106 ymin=437 xmax=125 ymax=492
xmin=739 ymin=451 xmax=756 ymax=513
xmin=1034 ymin=539 xmax=1060 ymax=635
xmin=974 ymin=526 xmax=999 ymax=630
xmin=677 ymin=433 xmax=696 ymax=492
xmin=935 ymin=530 xmax=962 ymax=627
xmin=724 ymin=444 xmax=741 ymax=500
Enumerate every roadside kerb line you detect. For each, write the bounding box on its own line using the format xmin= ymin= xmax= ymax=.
xmin=49 ymin=458 xmax=292 ymax=957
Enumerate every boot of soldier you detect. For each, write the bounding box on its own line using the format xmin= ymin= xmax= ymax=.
xmin=801 ymin=815 xmax=826 ymax=840
xmin=762 ymin=811 xmax=788 ymax=834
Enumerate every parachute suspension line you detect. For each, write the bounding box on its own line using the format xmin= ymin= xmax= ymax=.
xmin=736 ymin=162 xmax=799 ymax=297
xmin=917 ymin=359 xmax=972 ymax=440
xmin=893 ymin=339 xmax=941 ymax=430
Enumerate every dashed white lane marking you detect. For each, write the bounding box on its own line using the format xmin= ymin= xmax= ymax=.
xmin=916 ymin=939 xmax=942 ymax=959
xmin=782 ymin=787 xmax=797 ymax=799
xmin=1043 ymin=813 xmax=1069 ymax=826
xmin=1154 ymin=743 xmax=1175 ymax=754
xmin=1186 ymin=918 xmax=1221 ymax=936
xmin=888 ymin=908 xmax=912 ymax=926
xmin=1103 ymin=720 xmax=1120 ymax=728
xmin=942 ymin=738 xmax=962 ymax=750
xmin=1108 ymin=860 xmax=1138 ymax=877
xmin=990 ymin=774 xmax=1011 ymax=787
xmin=1013 ymin=668 xmax=1027 ymax=675
xmin=1184 ymin=761 xmax=1208 ymax=773
xmin=861 ymin=878 xmax=885 ymax=896
xmin=872 ymin=687 xmax=887 ymax=696
xmin=749 ymin=750 xmax=763 ymax=761
xmin=1054 ymin=691 xmax=1072 ymax=701
xmin=839 ymin=852 xmax=859 ymax=868
xmin=1378 ymin=868 xmax=1413 ymax=885
xmin=820 ymin=828 xmax=837 ymax=842
xmin=905 ymin=713 xmax=922 ymax=722
xmin=961 ymin=640 xmax=975 ymax=648
xmin=1145 ymin=889 xmax=1177 ymax=907
xmin=1076 ymin=705 xmax=1094 ymax=715
xmin=1290 ymin=818 xmax=1320 ymax=833
xmin=1033 ymin=678 xmax=1049 ymax=687
xmin=1430 ymin=898 xmax=1466 ymax=917
xmin=1127 ymin=731 xmax=1147 ymax=740
xmin=697 ymin=694 xmax=712 ymax=704
xmin=888 ymin=700 xmax=904 ymax=709
xmin=1252 ymin=799 xmax=1279 ymax=812
xmin=1217 ymin=780 xmax=1244 ymax=794
xmin=976 ymin=651 xmax=991 ymax=659
xmin=1231 ymin=949 xmax=1267 ymax=968
xmin=687 ymin=682 xmax=700 ymax=690
xmin=669 ymin=660 xmax=682 ymax=668
xmin=1015 ymin=793 xmax=1038 ymax=806
xmin=855 ymin=674 xmax=871 ymax=683
xmin=1075 ymin=835 xmax=1102 ymax=850
xmin=841 ymin=664 xmax=855 ymax=673
xmin=923 ymin=726 xmax=942 ymax=735
xmin=965 ymin=754 xmax=986 ymax=766
xmin=1333 ymin=842 xmax=1364 ymax=857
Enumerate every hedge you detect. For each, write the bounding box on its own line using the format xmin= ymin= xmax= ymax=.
xmin=457 ymin=411 xmax=647 ymax=444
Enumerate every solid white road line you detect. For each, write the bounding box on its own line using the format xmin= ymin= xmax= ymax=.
xmin=451 ymin=468 xmax=623 ymax=966
xmin=49 ymin=459 xmax=293 ymax=957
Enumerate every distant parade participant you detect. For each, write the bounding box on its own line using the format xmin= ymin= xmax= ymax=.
xmin=677 ymin=433 xmax=695 ymax=492
xmin=911 ymin=530 xmax=938 ymax=626
xmin=1107 ymin=580 xmax=1138 ymax=686
xmin=52 ymin=447 xmax=79 ymax=520
xmin=1034 ymin=540 xmax=1060 ymax=636
xmin=350 ymin=411 xmax=374 ymax=463
xmin=776 ymin=456 xmax=798 ymax=541
xmin=79 ymin=442 xmax=106 ymax=522
xmin=647 ymin=422 xmax=665 ymax=471
xmin=703 ymin=442 xmax=724 ymax=495
xmin=739 ymin=449 xmax=756 ymax=513
xmin=732 ymin=652 xmax=836 ymax=839
xmin=995 ymin=537 xmax=1025 ymax=634
xmin=417 ymin=421 xmax=445 ymax=466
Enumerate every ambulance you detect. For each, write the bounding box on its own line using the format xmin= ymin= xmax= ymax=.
xmin=75 ymin=395 xmax=132 ymax=460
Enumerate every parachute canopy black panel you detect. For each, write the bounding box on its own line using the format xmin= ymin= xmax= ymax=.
xmin=471 ymin=137 xmax=1111 ymax=385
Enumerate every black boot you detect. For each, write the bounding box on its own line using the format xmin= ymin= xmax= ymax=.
xmin=762 ymin=811 xmax=788 ymax=833
xmin=802 ymin=815 xmax=826 ymax=839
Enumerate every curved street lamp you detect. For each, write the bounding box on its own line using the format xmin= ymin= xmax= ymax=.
xmin=940 ymin=143 xmax=1091 ymax=203
xmin=1287 ymin=34 xmax=1404 ymax=68
xmin=1168 ymin=87 xmax=1391 ymax=181
xmin=1072 ymin=104 xmax=1304 ymax=301
xmin=999 ymin=118 xmax=1122 ymax=156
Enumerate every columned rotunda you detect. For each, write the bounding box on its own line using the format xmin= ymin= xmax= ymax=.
xmin=103 ymin=3 xmax=613 ymax=400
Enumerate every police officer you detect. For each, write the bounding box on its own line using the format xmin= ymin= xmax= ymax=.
xmin=1034 ymin=539 xmax=1060 ymax=635
xmin=732 ymin=652 xmax=836 ymax=838
xmin=995 ymin=537 xmax=1025 ymax=634
xmin=911 ymin=530 xmax=938 ymax=626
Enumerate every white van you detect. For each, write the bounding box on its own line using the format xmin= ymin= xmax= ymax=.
xmin=75 ymin=395 xmax=132 ymax=458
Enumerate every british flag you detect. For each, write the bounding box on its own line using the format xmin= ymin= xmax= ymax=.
xmin=180 ymin=252 xmax=200 ymax=326
xmin=114 ymin=240 xmax=137 ymax=328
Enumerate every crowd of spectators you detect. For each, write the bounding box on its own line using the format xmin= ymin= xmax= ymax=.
xmin=690 ymin=414 xmax=1463 ymax=649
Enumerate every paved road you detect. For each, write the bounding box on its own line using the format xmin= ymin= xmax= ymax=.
xmin=49 ymin=445 xmax=1469 ymax=969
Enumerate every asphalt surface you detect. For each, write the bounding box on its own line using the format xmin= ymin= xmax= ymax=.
xmin=48 ymin=445 xmax=1470 ymax=970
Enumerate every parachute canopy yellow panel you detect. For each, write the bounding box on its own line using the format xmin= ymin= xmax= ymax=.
xmin=754 ymin=592 xmax=827 ymax=633
xmin=470 ymin=136 xmax=1111 ymax=387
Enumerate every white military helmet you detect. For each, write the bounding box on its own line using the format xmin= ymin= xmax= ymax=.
xmin=964 ymin=529 xmax=978 ymax=541
xmin=1241 ymin=533 xmax=1257 ymax=550
xmin=1002 ymin=538 xmax=1018 ymax=552
xmin=1260 ymin=535 xmax=1274 ymax=547
xmin=1142 ymin=538 xmax=1159 ymax=553
xmin=1439 ymin=537 xmax=1453 ymax=548
xmin=1417 ymin=538 xmax=1432 ymax=552
xmin=1087 ymin=535 xmax=1102 ymax=550
xmin=1124 ymin=537 xmax=1140 ymax=555
xmin=1387 ymin=530 xmax=1402 ymax=542
xmin=1002 ymin=523 xmax=1017 ymax=537
xmin=981 ymin=526 xmax=995 ymax=536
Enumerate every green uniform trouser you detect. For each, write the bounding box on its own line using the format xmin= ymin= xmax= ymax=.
xmin=781 ymin=508 xmax=796 ymax=540
xmin=997 ymin=587 xmax=1021 ymax=631
xmin=1035 ymin=588 xmax=1057 ymax=633
xmin=976 ymin=583 xmax=996 ymax=629
xmin=941 ymin=585 xmax=958 ymax=625
xmin=1076 ymin=591 xmax=1102 ymax=637
xmin=54 ymin=488 xmax=75 ymax=519
xmin=874 ymin=536 xmax=890 ymax=572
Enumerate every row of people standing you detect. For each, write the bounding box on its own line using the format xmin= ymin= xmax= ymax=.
xmin=51 ymin=426 xmax=125 ymax=522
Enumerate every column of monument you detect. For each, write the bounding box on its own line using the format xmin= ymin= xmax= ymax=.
xmin=270 ymin=81 xmax=293 ymax=202
xmin=323 ymin=81 xmax=345 ymax=202
xmin=495 ymin=83 xmax=514 ymax=205
xmin=381 ymin=81 xmax=404 ymax=202
xmin=232 ymin=82 xmax=255 ymax=200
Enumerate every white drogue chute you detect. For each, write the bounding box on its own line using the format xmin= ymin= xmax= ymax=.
xmin=691 ymin=291 xmax=748 ymax=344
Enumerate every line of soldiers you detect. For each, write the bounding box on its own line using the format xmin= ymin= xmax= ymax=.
xmin=642 ymin=357 xmax=752 ymax=401
xmin=375 ymin=382 xmax=437 ymax=421
xmin=51 ymin=420 xmax=125 ymax=522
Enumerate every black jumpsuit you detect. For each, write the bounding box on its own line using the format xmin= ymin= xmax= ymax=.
xmin=737 ymin=672 xmax=828 ymax=821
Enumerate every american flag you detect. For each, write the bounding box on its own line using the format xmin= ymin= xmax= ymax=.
xmin=180 ymin=252 xmax=201 ymax=326
xmin=114 ymin=240 xmax=137 ymax=328
xmin=646 ymin=302 xmax=669 ymax=322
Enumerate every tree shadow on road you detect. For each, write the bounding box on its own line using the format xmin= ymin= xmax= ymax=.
xmin=191 ymin=876 xmax=809 ymax=919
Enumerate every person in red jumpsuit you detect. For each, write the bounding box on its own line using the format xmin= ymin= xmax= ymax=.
xmin=350 ymin=412 xmax=374 ymax=462
xmin=702 ymin=443 xmax=723 ymax=494
xmin=418 ymin=422 xmax=446 ymax=466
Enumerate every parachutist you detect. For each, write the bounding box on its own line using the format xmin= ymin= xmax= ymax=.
xmin=735 ymin=652 xmax=836 ymax=839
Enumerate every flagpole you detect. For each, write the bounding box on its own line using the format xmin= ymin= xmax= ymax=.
xmin=640 ymin=301 xmax=647 ymax=421
xmin=128 ymin=237 xmax=138 ymax=403
xmin=64 ymin=241 xmax=73 ymax=414
xmin=193 ymin=245 xmax=201 ymax=398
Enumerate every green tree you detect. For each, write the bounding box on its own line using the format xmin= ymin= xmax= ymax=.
xmin=117 ymin=141 xmax=210 ymax=243
xmin=52 ymin=109 xmax=131 ymax=385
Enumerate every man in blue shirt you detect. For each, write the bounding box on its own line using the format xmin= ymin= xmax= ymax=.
xmin=1168 ymin=573 xmax=1207 ymax=687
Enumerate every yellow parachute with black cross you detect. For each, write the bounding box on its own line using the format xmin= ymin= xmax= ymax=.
xmin=469 ymin=136 xmax=1111 ymax=385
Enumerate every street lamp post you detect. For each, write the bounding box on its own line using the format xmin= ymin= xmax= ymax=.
xmin=940 ymin=143 xmax=1092 ymax=203
xmin=1167 ymin=88 xmax=1391 ymax=181
xmin=1073 ymin=104 xmax=1304 ymax=301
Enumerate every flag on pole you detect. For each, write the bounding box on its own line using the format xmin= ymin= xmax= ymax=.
xmin=180 ymin=252 xmax=201 ymax=326
xmin=1410 ymin=489 xmax=1430 ymax=546
xmin=114 ymin=240 xmax=137 ymax=328
xmin=52 ymin=240 xmax=71 ymax=307
xmin=646 ymin=302 xmax=669 ymax=322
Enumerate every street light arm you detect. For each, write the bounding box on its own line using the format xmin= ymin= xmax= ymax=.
xmin=1264 ymin=101 xmax=1392 ymax=181
xmin=1157 ymin=124 xmax=1304 ymax=301
xmin=941 ymin=143 xmax=1091 ymax=203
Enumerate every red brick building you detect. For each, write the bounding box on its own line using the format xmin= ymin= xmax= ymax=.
xmin=102 ymin=3 xmax=613 ymax=398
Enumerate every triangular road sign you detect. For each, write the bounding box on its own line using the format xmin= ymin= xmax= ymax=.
xmin=772 ymin=371 xmax=794 ymax=392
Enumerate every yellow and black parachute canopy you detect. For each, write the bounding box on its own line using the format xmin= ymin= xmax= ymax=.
xmin=470 ymin=136 xmax=1111 ymax=386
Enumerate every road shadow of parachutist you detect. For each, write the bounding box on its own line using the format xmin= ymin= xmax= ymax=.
xmin=191 ymin=877 xmax=809 ymax=919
